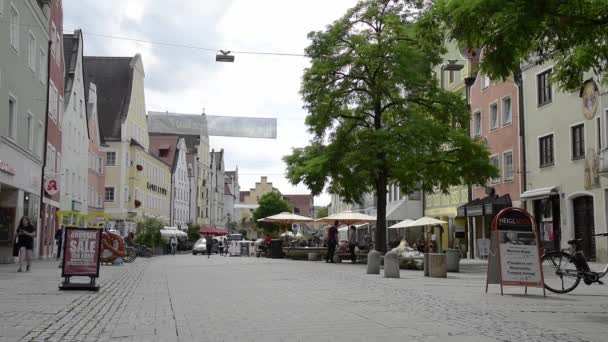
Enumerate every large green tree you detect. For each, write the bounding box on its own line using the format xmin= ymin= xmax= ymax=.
xmin=419 ymin=0 xmax=608 ymax=91
xmin=252 ymin=192 xmax=292 ymax=236
xmin=283 ymin=0 xmax=496 ymax=252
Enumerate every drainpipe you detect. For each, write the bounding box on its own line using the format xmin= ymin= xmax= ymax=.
xmin=38 ymin=40 xmax=52 ymax=258
xmin=514 ymin=69 xmax=527 ymax=210
xmin=464 ymin=76 xmax=476 ymax=259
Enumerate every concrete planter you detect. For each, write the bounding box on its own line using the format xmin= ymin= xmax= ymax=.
xmin=446 ymin=248 xmax=461 ymax=272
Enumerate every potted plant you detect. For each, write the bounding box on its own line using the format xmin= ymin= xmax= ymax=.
xmin=134 ymin=199 xmax=142 ymax=208
xmin=136 ymin=164 xmax=143 ymax=171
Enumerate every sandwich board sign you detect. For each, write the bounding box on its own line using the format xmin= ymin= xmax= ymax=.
xmin=59 ymin=227 xmax=102 ymax=291
xmin=486 ymin=207 xmax=545 ymax=296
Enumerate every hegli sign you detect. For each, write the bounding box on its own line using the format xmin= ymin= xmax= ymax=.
xmin=44 ymin=177 xmax=59 ymax=195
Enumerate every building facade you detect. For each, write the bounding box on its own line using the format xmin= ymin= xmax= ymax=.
xmin=84 ymin=54 xmax=170 ymax=235
xmin=239 ymin=176 xmax=280 ymax=238
xmin=224 ymin=169 xmax=240 ymax=232
xmin=86 ymin=82 xmax=105 ymax=215
xmin=522 ymin=62 xmax=608 ymax=262
xmin=461 ymin=57 xmax=523 ymax=259
xmin=149 ymin=135 xmax=190 ymax=230
xmin=61 ymin=30 xmax=89 ymax=216
xmin=209 ymin=149 xmax=225 ymax=227
xmin=0 ymin=0 xmax=50 ymax=262
xmin=40 ymin=0 xmax=64 ymax=259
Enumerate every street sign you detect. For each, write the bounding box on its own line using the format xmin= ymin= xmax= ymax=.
xmin=44 ymin=177 xmax=59 ymax=195
xmin=59 ymin=227 xmax=102 ymax=291
xmin=486 ymin=207 xmax=545 ymax=296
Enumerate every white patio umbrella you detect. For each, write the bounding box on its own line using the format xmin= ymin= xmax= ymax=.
xmin=388 ymin=219 xmax=416 ymax=229
xmin=315 ymin=211 xmax=377 ymax=225
xmin=257 ymin=212 xmax=314 ymax=224
xmin=411 ymin=217 xmax=447 ymax=226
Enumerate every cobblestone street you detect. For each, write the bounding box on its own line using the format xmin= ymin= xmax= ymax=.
xmin=1 ymin=256 xmax=607 ymax=342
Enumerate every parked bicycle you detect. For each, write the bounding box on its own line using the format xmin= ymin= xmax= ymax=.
xmin=122 ymin=246 xmax=137 ymax=263
xmin=541 ymin=232 xmax=608 ymax=293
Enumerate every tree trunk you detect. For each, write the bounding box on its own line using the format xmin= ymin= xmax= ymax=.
xmin=375 ymin=174 xmax=387 ymax=254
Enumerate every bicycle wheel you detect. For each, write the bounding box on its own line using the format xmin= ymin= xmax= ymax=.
xmin=123 ymin=247 xmax=137 ymax=263
xmin=541 ymin=252 xmax=581 ymax=294
xmin=143 ymin=248 xmax=153 ymax=258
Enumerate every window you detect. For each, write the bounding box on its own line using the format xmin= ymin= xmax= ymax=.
xmin=9 ymin=4 xmax=18 ymax=52
xmin=48 ymin=83 xmax=57 ymax=121
xmin=105 ymin=187 xmax=115 ymax=202
xmin=473 ymin=111 xmax=482 ymax=136
xmin=489 ymin=103 xmax=498 ymax=130
xmin=28 ymin=32 xmax=36 ymax=71
xmin=45 ymin=144 xmax=52 ymax=172
xmin=106 ymin=152 xmax=116 ymax=166
xmin=39 ymin=48 xmax=46 ymax=84
xmin=49 ymin=146 xmax=56 ymax=173
xmin=598 ymin=116 xmax=603 ymax=151
xmin=537 ymin=69 xmax=552 ymax=106
xmin=56 ymin=152 xmax=61 ymax=176
xmin=571 ymin=124 xmax=585 ymax=160
xmin=79 ymin=99 xmax=83 ymax=118
xmin=539 ymin=134 xmax=554 ymax=167
xmin=50 ymin=24 xmax=57 ymax=57
xmin=54 ymin=30 xmax=60 ymax=63
xmin=502 ymin=97 xmax=512 ymax=125
xmin=58 ymin=97 xmax=63 ymax=128
xmin=36 ymin=121 xmax=43 ymax=157
xmin=490 ymin=155 xmax=500 ymax=184
xmin=26 ymin=112 xmax=33 ymax=151
xmin=124 ymin=187 xmax=128 ymax=203
xmin=481 ymin=74 xmax=490 ymax=89
xmin=65 ymin=169 xmax=69 ymax=194
xmin=98 ymin=156 xmax=103 ymax=173
xmin=8 ymin=96 xmax=16 ymax=139
xmin=503 ymin=151 xmax=514 ymax=181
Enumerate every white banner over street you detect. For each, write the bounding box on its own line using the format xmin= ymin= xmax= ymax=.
xmin=148 ymin=111 xmax=277 ymax=139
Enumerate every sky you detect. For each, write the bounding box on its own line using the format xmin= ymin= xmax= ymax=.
xmin=63 ymin=0 xmax=361 ymax=207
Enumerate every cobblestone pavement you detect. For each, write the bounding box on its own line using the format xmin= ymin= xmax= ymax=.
xmin=1 ymin=255 xmax=607 ymax=342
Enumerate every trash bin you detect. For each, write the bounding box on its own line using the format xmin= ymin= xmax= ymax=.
xmin=446 ymin=248 xmax=460 ymax=272
xmin=270 ymin=239 xmax=284 ymax=259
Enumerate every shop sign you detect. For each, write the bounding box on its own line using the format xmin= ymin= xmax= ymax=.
xmin=44 ymin=177 xmax=59 ymax=195
xmin=467 ymin=205 xmax=484 ymax=217
xmin=60 ymin=227 xmax=102 ymax=291
xmin=477 ymin=239 xmax=490 ymax=257
xmin=0 ymin=160 xmax=16 ymax=175
xmin=486 ymin=207 xmax=545 ymax=295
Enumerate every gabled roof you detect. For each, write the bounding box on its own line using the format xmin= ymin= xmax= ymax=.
xmin=149 ymin=135 xmax=178 ymax=170
xmin=83 ymin=56 xmax=134 ymax=141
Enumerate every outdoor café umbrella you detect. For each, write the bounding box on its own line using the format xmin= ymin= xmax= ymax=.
xmin=257 ymin=212 xmax=314 ymax=235
xmin=315 ymin=211 xmax=377 ymax=225
xmin=405 ymin=216 xmax=448 ymax=252
xmin=388 ymin=219 xmax=416 ymax=229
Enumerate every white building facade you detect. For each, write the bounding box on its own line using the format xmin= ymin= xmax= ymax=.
xmin=173 ymin=138 xmax=190 ymax=230
xmin=60 ymin=30 xmax=89 ymax=215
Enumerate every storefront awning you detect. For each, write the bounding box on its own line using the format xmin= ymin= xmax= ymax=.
xmin=457 ymin=194 xmax=512 ymax=217
xmin=520 ymin=186 xmax=559 ymax=201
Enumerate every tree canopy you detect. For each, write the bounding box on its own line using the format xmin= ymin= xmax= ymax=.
xmin=316 ymin=206 xmax=329 ymax=219
xmin=252 ymin=192 xmax=292 ymax=236
xmin=419 ymin=0 xmax=608 ymax=91
xmin=283 ymin=0 xmax=496 ymax=252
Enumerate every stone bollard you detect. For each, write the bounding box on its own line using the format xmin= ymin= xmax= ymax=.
xmin=383 ymin=251 xmax=400 ymax=278
xmin=367 ymin=249 xmax=381 ymax=274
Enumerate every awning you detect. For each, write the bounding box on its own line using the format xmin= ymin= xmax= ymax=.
xmin=520 ymin=186 xmax=559 ymax=201
xmin=457 ymin=194 xmax=512 ymax=217
xmin=199 ymin=226 xmax=228 ymax=235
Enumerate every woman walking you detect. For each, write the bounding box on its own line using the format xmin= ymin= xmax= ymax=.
xmin=16 ymin=216 xmax=36 ymax=272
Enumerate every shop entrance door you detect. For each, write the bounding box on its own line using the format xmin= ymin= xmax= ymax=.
xmin=573 ymin=196 xmax=596 ymax=261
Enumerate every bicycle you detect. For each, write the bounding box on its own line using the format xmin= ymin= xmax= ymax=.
xmin=123 ymin=246 xmax=137 ymax=263
xmin=541 ymin=232 xmax=608 ymax=293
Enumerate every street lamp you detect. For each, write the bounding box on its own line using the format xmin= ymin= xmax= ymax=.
xmin=216 ymin=50 xmax=235 ymax=63
xmin=440 ymin=60 xmax=464 ymax=90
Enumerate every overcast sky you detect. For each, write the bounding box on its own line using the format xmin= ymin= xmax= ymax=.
xmin=64 ymin=0 xmax=361 ymax=207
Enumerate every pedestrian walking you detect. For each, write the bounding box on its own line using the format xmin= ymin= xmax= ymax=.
xmin=205 ymin=234 xmax=213 ymax=258
xmin=348 ymin=225 xmax=357 ymax=263
xmin=218 ymin=239 xmax=224 ymax=256
xmin=326 ymin=221 xmax=339 ymax=263
xmin=16 ymin=216 xmax=36 ymax=272
xmin=170 ymin=236 xmax=178 ymax=255
xmin=54 ymin=226 xmax=64 ymax=260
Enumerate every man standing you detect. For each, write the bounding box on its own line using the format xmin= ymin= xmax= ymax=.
xmin=55 ymin=226 xmax=64 ymax=260
xmin=326 ymin=221 xmax=339 ymax=263
xmin=205 ymin=234 xmax=213 ymax=259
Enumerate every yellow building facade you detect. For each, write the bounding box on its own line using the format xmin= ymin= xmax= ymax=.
xmin=84 ymin=54 xmax=170 ymax=235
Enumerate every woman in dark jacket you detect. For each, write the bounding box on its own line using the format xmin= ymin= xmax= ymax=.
xmin=16 ymin=216 xmax=36 ymax=272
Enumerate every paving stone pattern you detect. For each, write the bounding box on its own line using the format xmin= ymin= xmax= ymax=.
xmin=1 ymin=256 xmax=607 ymax=342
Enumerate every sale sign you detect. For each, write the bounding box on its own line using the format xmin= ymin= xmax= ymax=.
xmin=486 ymin=207 xmax=545 ymax=296
xmin=62 ymin=227 xmax=101 ymax=277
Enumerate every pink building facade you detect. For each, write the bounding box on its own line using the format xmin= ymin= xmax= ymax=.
xmin=40 ymin=0 xmax=65 ymax=258
xmin=87 ymin=83 xmax=105 ymax=215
